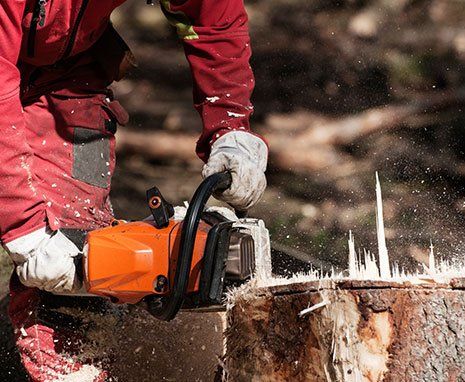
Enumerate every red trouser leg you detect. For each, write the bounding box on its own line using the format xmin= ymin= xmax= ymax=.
xmin=9 ymin=56 xmax=128 ymax=382
xmin=21 ymin=91 xmax=118 ymax=232
xmin=9 ymin=275 xmax=108 ymax=382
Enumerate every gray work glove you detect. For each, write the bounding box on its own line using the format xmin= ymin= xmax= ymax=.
xmin=4 ymin=227 xmax=82 ymax=293
xmin=202 ymin=131 xmax=268 ymax=211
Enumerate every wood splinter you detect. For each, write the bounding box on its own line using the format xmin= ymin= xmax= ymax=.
xmin=224 ymin=174 xmax=465 ymax=382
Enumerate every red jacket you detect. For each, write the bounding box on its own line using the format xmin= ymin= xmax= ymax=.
xmin=0 ymin=0 xmax=255 ymax=243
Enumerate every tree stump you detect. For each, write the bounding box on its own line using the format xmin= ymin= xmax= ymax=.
xmin=225 ymin=279 xmax=465 ymax=382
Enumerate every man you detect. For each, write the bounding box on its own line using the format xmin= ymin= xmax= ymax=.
xmin=0 ymin=0 xmax=267 ymax=380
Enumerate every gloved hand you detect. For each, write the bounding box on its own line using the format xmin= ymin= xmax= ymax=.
xmin=4 ymin=227 xmax=82 ymax=293
xmin=202 ymin=131 xmax=268 ymax=211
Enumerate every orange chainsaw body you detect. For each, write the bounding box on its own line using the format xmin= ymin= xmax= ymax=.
xmin=84 ymin=220 xmax=210 ymax=304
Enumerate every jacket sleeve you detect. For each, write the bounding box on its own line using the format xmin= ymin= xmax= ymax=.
xmin=160 ymin=0 xmax=262 ymax=162
xmin=0 ymin=1 xmax=46 ymax=243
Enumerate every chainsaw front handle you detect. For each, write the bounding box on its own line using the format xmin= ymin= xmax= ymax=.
xmin=149 ymin=171 xmax=232 ymax=321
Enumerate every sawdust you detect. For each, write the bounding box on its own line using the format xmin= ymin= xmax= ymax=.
xmin=57 ymin=365 xmax=102 ymax=382
xmin=227 ymin=173 xmax=465 ymax=308
xmin=57 ymin=302 xmax=126 ymax=363
xmin=19 ymin=155 xmax=37 ymax=196
xmin=225 ymin=278 xmax=269 ymax=310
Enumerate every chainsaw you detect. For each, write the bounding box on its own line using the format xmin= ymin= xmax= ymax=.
xmin=81 ymin=172 xmax=271 ymax=321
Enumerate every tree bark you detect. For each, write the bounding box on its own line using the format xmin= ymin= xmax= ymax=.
xmin=225 ymin=279 xmax=465 ymax=382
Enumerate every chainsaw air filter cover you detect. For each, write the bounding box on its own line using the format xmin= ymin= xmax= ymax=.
xmin=84 ymin=219 xmax=210 ymax=304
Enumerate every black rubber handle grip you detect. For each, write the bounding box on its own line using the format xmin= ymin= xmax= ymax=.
xmin=150 ymin=172 xmax=232 ymax=321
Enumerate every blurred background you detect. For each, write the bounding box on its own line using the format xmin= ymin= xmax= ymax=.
xmin=110 ymin=0 xmax=465 ymax=271
xmin=1 ymin=0 xmax=465 ymax=380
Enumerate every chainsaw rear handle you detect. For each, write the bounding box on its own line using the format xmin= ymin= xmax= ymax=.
xmin=149 ymin=171 xmax=233 ymax=321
